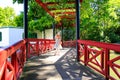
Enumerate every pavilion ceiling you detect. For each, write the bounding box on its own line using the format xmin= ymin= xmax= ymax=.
xmin=35 ymin=0 xmax=82 ymax=21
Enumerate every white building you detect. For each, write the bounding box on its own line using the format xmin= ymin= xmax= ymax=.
xmin=0 ymin=27 xmax=24 ymax=48
xmin=34 ymin=29 xmax=53 ymax=39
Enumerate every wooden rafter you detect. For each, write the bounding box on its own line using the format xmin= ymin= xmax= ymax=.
xmin=35 ymin=0 xmax=54 ymax=17
xmin=45 ymin=0 xmax=82 ymax=5
xmin=53 ymin=12 xmax=76 ymax=15
xmin=45 ymin=1 xmax=75 ymax=5
xmin=35 ymin=0 xmax=83 ymax=19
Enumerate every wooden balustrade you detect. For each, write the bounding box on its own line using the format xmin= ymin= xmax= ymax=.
xmin=27 ymin=38 xmax=55 ymax=58
xmin=78 ymin=40 xmax=120 ymax=80
xmin=0 ymin=39 xmax=120 ymax=80
xmin=0 ymin=40 xmax=27 ymax=80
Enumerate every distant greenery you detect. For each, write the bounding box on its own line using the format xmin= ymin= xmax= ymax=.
xmin=61 ymin=19 xmax=76 ymax=41
xmin=28 ymin=0 xmax=55 ymax=31
xmin=80 ymin=0 xmax=120 ymax=43
xmin=13 ymin=0 xmax=120 ymax=43
xmin=63 ymin=28 xmax=76 ymax=41
xmin=14 ymin=12 xmax=23 ymax=27
xmin=0 ymin=7 xmax=16 ymax=27
xmin=13 ymin=0 xmax=23 ymax=3
xmin=28 ymin=32 xmax=37 ymax=38
xmin=13 ymin=0 xmax=55 ymax=32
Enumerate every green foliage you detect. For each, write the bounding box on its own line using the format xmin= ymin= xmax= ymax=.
xmin=28 ymin=0 xmax=55 ymax=32
xmin=13 ymin=0 xmax=23 ymax=3
xmin=0 ymin=7 xmax=16 ymax=27
xmin=80 ymin=0 xmax=120 ymax=43
xmin=14 ymin=0 xmax=120 ymax=43
xmin=28 ymin=32 xmax=37 ymax=38
xmin=63 ymin=27 xmax=75 ymax=41
xmin=14 ymin=0 xmax=55 ymax=32
xmin=14 ymin=12 xmax=23 ymax=27
xmin=28 ymin=0 xmax=47 ymax=20
xmin=60 ymin=18 xmax=76 ymax=41
xmin=61 ymin=19 xmax=73 ymax=27
xmin=104 ymin=27 xmax=120 ymax=43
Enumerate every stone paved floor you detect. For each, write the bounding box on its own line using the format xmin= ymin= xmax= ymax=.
xmin=20 ymin=48 xmax=105 ymax=80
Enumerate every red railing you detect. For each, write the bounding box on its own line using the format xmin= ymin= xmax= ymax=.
xmin=0 ymin=39 xmax=55 ymax=80
xmin=78 ymin=40 xmax=120 ymax=80
xmin=27 ymin=38 xmax=55 ymax=58
xmin=63 ymin=40 xmax=76 ymax=47
xmin=0 ymin=40 xmax=27 ymax=80
xmin=1 ymin=39 xmax=119 ymax=80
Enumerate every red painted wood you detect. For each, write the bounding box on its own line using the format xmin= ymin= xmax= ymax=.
xmin=27 ymin=38 xmax=55 ymax=57
xmin=78 ymin=40 xmax=120 ymax=80
xmin=1 ymin=38 xmax=120 ymax=80
xmin=0 ymin=40 xmax=27 ymax=80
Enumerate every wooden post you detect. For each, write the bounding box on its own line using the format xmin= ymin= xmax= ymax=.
xmin=75 ymin=0 xmax=80 ymax=61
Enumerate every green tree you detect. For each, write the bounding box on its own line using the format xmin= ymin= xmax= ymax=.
xmin=28 ymin=0 xmax=55 ymax=32
xmin=14 ymin=12 xmax=23 ymax=27
xmin=0 ymin=7 xmax=16 ymax=27
xmin=80 ymin=0 xmax=120 ymax=43
xmin=13 ymin=0 xmax=55 ymax=31
xmin=13 ymin=0 xmax=23 ymax=3
xmin=13 ymin=0 xmax=120 ymax=43
xmin=0 ymin=7 xmax=4 ymax=26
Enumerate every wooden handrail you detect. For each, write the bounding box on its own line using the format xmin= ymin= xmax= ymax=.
xmin=27 ymin=38 xmax=55 ymax=58
xmin=77 ymin=40 xmax=120 ymax=80
xmin=0 ymin=39 xmax=27 ymax=80
xmin=0 ymin=39 xmax=119 ymax=80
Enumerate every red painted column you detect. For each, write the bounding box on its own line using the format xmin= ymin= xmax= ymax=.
xmin=11 ymin=52 xmax=17 ymax=80
xmin=105 ymin=48 xmax=110 ymax=80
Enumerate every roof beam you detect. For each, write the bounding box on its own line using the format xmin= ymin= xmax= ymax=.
xmin=45 ymin=0 xmax=82 ymax=5
xmin=35 ymin=0 xmax=83 ymax=19
xmin=45 ymin=1 xmax=75 ymax=6
xmin=35 ymin=0 xmax=54 ymax=17
xmin=48 ymin=7 xmax=75 ymax=10
xmin=53 ymin=12 xmax=75 ymax=15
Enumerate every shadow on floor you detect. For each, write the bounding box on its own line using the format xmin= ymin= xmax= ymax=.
xmin=54 ymin=48 xmax=105 ymax=80
xmin=20 ymin=48 xmax=105 ymax=80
